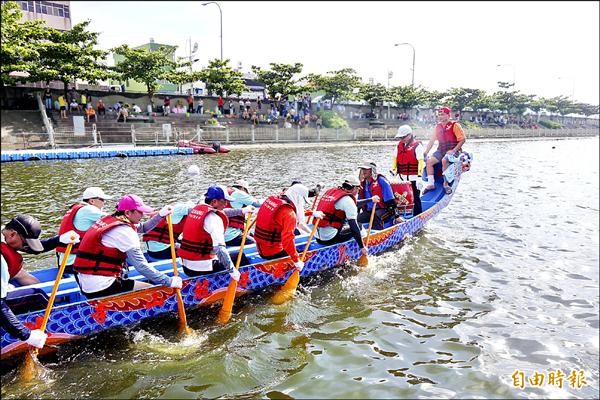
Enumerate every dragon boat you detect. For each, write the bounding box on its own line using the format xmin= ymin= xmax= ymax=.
xmin=1 ymin=153 xmax=471 ymax=360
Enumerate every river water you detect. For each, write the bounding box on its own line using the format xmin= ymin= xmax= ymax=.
xmin=1 ymin=137 xmax=598 ymax=399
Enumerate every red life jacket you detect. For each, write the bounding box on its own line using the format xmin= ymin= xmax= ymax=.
xmin=142 ymin=215 xmax=188 ymax=245
xmin=254 ymin=195 xmax=294 ymax=253
xmin=178 ymin=204 xmax=228 ymax=261
xmin=225 ymin=188 xmax=245 ymax=230
xmin=1 ymin=242 xmax=23 ymax=279
xmin=396 ymin=139 xmax=421 ymax=177
xmin=56 ymin=203 xmax=87 ymax=255
xmin=316 ymin=188 xmax=356 ymax=229
xmin=73 ymin=215 xmax=134 ymax=277
xmin=435 ymin=121 xmax=459 ymax=154
xmin=359 ymin=174 xmax=387 ymax=209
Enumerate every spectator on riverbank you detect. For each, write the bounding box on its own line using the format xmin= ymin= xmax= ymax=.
xmin=163 ymin=96 xmax=171 ymax=116
xmin=96 ymin=99 xmax=106 ymax=116
xmin=85 ymin=104 xmax=96 ymax=123
xmin=43 ymin=88 xmax=52 ymax=110
xmin=196 ymin=98 xmax=204 ymax=115
xmin=187 ymin=94 xmax=194 ymax=113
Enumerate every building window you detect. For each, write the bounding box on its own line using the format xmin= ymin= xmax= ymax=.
xmin=35 ymin=3 xmax=41 ymax=13
xmin=57 ymin=7 xmax=63 ymax=16
xmin=20 ymin=1 xmax=28 ymax=11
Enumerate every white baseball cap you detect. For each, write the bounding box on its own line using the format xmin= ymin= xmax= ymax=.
xmin=82 ymin=187 xmax=113 ymax=200
xmin=232 ymin=179 xmax=250 ymax=192
xmin=395 ymin=124 xmax=413 ymax=139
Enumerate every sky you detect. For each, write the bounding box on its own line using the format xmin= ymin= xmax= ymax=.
xmin=71 ymin=1 xmax=600 ymax=105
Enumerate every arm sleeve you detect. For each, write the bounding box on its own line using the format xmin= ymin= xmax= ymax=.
xmin=214 ymin=245 xmax=235 ymax=271
xmin=223 ymin=208 xmax=243 ymax=218
xmin=0 ymin=298 xmax=30 ymax=341
xmin=348 ymin=219 xmax=365 ymax=249
xmin=380 ymin=178 xmax=396 ymax=202
xmin=25 ymin=235 xmax=60 ymax=254
xmin=125 ymin=247 xmax=172 ymax=286
xmin=136 ymin=213 xmax=163 ymax=234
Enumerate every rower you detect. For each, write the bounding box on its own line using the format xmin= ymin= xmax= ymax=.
xmin=56 ymin=186 xmax=113 ymax=274
xmin=224 ymin=179 xmax=261 ymax=247
xmin=357 ymin=161 xmax=397 ymax=229
xmin=72 ymin=194 xmax=182 ymax=299
xmin=1 ymin=214 xmax=79 ymax=348
xmin=253 ymin=183 xmax=310 ymax=272
xmin=315 ymin=176 xmax=380 ymax=256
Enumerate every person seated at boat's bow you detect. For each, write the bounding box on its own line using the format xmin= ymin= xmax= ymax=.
xmin=56 ymin=186 xmax=113 ymax=275
xmin=315 ymin=176 xmax=380 ymax=256
xmin=72 ymin=194 xmax=182 ymax=299
xmin=1 ymin=214 xmax=80 ymax=348
xmin=357 ymin=161 xmax=397 ymax=230
xmin=253 ymin=183 xmax=310 ymax=272
xmin=178 ymin=186 xmax=248 ymax=281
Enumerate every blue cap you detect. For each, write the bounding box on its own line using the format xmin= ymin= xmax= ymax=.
xmin=205 ymin=185 xmax=234 ymax=201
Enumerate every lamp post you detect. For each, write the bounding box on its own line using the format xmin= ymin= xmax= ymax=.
xmin=497 ymin=63 xmax=516 ymax=91
xmin=387 ymin=71 xmax=393 ymax=119
xmin=393 ymin=42 xmax=415 ymax=86
xmin=201 ymin=1 xmax=223 ymax=61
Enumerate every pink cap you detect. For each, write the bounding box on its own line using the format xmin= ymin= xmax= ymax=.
xmin=116 ymin=194 xmax=154 ymax=213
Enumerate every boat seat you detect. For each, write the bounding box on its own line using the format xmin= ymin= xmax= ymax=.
xmin=6 ymin=287 xmax=49 ymax=315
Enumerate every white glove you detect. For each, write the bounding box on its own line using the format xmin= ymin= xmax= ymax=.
xmin=371 ymin=195 xmax=380 ymax=203
xmin=229 ymin=268 xmax=241 ymax=282
xmin=159 ymin=205 xmax=174 ymax=217
xmin=241 ymin=205 xmax=256 ymax=215
xmin=416 ymin=180 xmax=423 ymax=191
xmin=170 ymin=276 xmax=182 ymax=289
xmin=26 ymin=329 xmax=47 ymax=349
xmin=311 ymin=210 xmax=325 ymax=219
xmin=294 ymin=260 xmax=304 ymax=271
xmin=59 ymin=230 xmax=80 ymax=244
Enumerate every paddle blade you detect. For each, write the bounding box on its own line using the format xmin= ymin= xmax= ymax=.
xmin=216 ymin=279 xmax=238 ymax=325
xmin=19 ymin=349 xmax=43 ymax=382
xmin=271 ymin=270 xmax=300 ymax=305
xmin=174 ymin=289 xmax=192 ymax=336
xmin=357 ymin=254 xmax=369 ymax=267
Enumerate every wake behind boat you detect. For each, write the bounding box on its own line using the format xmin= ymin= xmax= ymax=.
xmin=1 ymin=154 xmax=471 ymax=360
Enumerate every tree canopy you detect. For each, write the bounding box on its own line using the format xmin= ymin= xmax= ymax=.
xmin=306 ymin=68 xmax=362 ymax=105
xmin=197 ymin=59 xmax=246 ymax=97
xmin=251 ymin=63 xmax=304 ymax=100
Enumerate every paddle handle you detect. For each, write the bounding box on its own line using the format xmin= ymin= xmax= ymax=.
xmin=234 ymin=215 xmax=255 ymax=269
xmin=365 ymin=205 xmax=377 ymax=248
xmin=300 ymin=219 xmax=320 ymax=262
xmin=40 ymin=241 xmax=73 ymax=332
xmin=167 ymin=214 xmax=179 ymax=277
xmin=306 ymin=194 xmax=319 ymax=224
xmin=167 ymin=214 xmax=189 ymax=332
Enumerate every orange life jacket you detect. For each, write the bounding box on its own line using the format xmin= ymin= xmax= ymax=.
xmin=73 ymin=215 xmax=135 ymax=277
xmin=435 ymin=121 xmax=459 ymax=154
xmin=178 ymin=204 xmax=228 ymax=261
xmin=396 ymin=139 xmax=421 ymax=177
xmin=1 ymin=242 xmax=23 ymax=279
xmin=142 ymin=215 xmax=188 ymax=245
xmin=316 ymin=188 xmax=356 ymax=229
xmin=56 ymin=203 xmax=87 ymax=255
xmin=254 ymin=195 xmax=294 ymax=254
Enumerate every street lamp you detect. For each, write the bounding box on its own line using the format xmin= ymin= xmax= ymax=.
xmin=201 ymin=1 xmax=223 ymax=61
xmin=497 ymin=64 xmax=516 ymax=91
xmin=393 ymin=42 xmax=415 ymax=86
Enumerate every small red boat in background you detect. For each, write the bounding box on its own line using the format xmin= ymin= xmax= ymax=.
xmin=177 ymin=139 xmax=231 ymax=154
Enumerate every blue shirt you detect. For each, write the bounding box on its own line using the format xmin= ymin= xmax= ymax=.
xmin=361 ymin=175 xmax=394 ymax=211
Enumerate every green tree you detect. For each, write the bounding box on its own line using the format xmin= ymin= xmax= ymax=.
xmin=421 ymin=89 xmax=448 ymax=110
xmin=305 ymin=68 xmax=361 ymax=105
xmin=1 ymin=1 xmax=49 ymax=85
xmin=388 ymin=84 xmax=427 ymax=111
xmin=197 ymin=58 xmax=246 ymax=97
xmin=359 ymin=83 xmax=387 ymax=113
xmin=251 ymin=62 xmax=304 ymax=100
xmin=112 ymin=44 xmax=187 ymax=106
xmin=30 ymin=21 xmax=110 ymax=94
xmin=445 ymin=88 xmax=486 ymax=112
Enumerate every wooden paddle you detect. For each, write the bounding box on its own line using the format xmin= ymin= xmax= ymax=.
xmin=357 ymin=205 xmax=377 ymax=267
xmin=216 ymin=213 xmax=255 ymax=325
xmin=20 ymin=241 xmax=74 ymax=382
xmin=167 ymin=214 xmax=192 ymax=336
xmin=271 ymin=218 xmax=321 ymax=305
xmin=306 ymin=193 xmax=320 ymax=224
